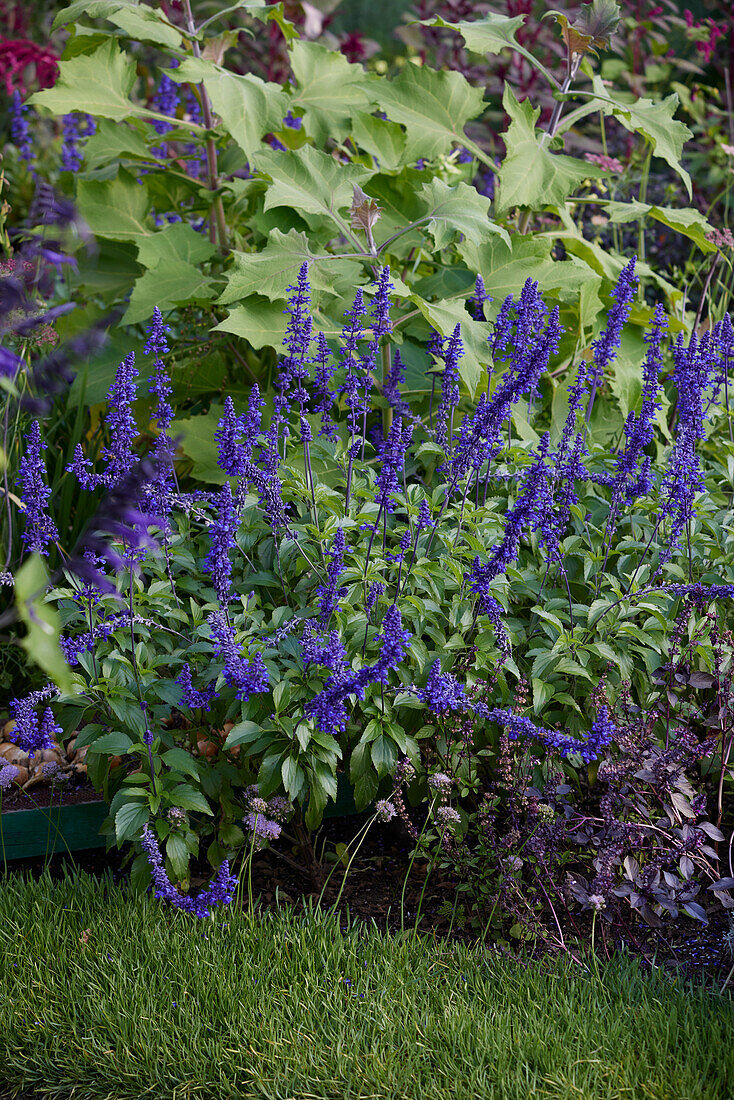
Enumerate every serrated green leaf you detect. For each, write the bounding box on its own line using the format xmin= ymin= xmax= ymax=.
xmin=358 ymin=64 xmax=485 ymax=163
xmin=168 ymin=57 xmax=288 ymax=160
xmin=604 ymin=201 xmax=715 ymax=252
xmin=108 ymin=5 xmax=184 ymax=47
xmin=90 ymin=731 xmax=134 ymax=755
xmin=588 ymin=76 xmax=692 ymax=197
xmin=371 ymin=734 xmax=398 ymax=778
xmin=415 ymin=177 xmax=509 ymax=250
xmin=123 ymin=262 xmax=216 ymax=325
xmin=213 ymin=297 xmax=289 ymax=352
xmin=76 ymin=169 xmax=152 ymax=241
xmin=351 ymin=110 xmax=408 ymax=171
xmin=256 ymin=144 xmax=371 ymax=221
xmin=136 ymin=222 xmax=217 ymax=269
xmin=218 ymin=229 xmax=361 ymax=305
xmin=290 ymin=41 xmax=370 ymax=145
xmin=30 ymin=39 xmax=138 ymax=121
xmin=496 ymin=86 xmax=603 ymax=214
xmin=166 ymin=833 xmax=190 ymax=880
xmin=161 ymin=747 xmax=201 ymax=780
xmin=115 ymin=801 xmax=149 ymax=844
xmin=82 ymin=118 xmax=151 ymax=169
xmin=170 ymin=784 xmax=213 ymax=815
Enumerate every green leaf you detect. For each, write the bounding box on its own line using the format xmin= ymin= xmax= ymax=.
xmin=56 ymin=1 xmax=184 ymax=47
xmin=604 ymin=201 xmax=715 ymax=253
xmin=90 ymin=731 xmax=134 ymax=755
xmin=458 ymin=232 xmax=599 ymax=305
xmin=281 ymin=756 xmax=306 ymax=800
xmin=420 ymin=10 xmax=526 ymax=56
xmin=171 ymin=408 xmax=228 ymax=484
xmin=409 ymin=296 xmax=489 ymax=397
xmin=76 ymin=169 xmax=152 ymax=241
xmin=136 ymin=222 xmax=218 ymax=269
xmin=15 ymin=555 xmax=73 ymax=694
xmin=222 ymin=720 xmax=263 ymax=749
xmin=290 ymin=41 xmax=371 ymax=145
xmin=358 ymin=63 xmax=485 ymax=163
xmin=532 ymin=678 xmax=555 ymax=712
xmin=161 ymin=747 xmax=201 ymax=780
xmin=213 ymin=297 xmax=288 ymax=353
xmin=371 ymin=734 xmax=398 ymax=778
xmin=115 ymin=801 xmax=149 ymax=844
xmin=29 ymin=39 xmax=137 ymax=121
xmin=170 ymin=784 xmax=213 ymax=815
xmin=255 ymin=144 xmax=371 ymax=222
xmin=351 ymin=110 xmax=408 ymax=171
xmin=82 ymin=118 xmax=151 ymax=169
xmin=53 ymin=0 xmax=138 ymax=30
xmin=168 ymin=58 xmax=288 ymax=161
xmin=588 ymin=76 xmax=692 ymax=197
xmin=218 ymin=229 xmax=361 ymax=305
xmin=496 ymin=86 xmax=603 ymax=214
xmin=124 ymin=263 xmax=216 ymax=325
xmin=415 ymin=177 xmax=509 ymax=250
xmin=166 ymin=833 xmax=190 ymax=880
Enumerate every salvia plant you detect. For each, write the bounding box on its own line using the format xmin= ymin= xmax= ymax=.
xmin=4 ymin=253 xmax=734 ymax=923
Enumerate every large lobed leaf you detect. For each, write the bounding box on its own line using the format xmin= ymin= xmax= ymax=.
xmin=357 ymin=63 xmax=486 ymax=164
xmin=496 ymin=86 xmax=603 ymax=214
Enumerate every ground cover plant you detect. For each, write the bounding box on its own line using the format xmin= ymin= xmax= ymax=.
xmin=0 ymin=866 xmax=733 ymax=1100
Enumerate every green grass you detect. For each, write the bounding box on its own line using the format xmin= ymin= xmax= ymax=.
xmin=0 ymin=868 xmax=732 ymax=1100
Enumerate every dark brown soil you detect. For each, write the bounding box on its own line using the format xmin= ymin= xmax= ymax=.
xmin=0 ymin=779 xmax=105 ymax=813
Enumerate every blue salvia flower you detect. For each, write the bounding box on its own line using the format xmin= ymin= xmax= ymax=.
xmin=140 ymin=823 xmax=238 ymax=918
xmin=613 ymin=304 xmax=666 ymax=506
xmin=144 ymin=307 xmax=176 ymax=516
xmin=18 ymin=420 xmax=58 ymax=556
xmin=467 ymin=433 xmax=552 ymax=593
xmin=176 ymin=664 xmax=216 ymax=710
xmin=365 ymin=581 xmax=384 ymax=619
xmin=69 ymin=352 xmax=139 ymax=489
xmin=150 ymin=66 xmax=180 ymax=156
xmin=205 ymin=481 xmax=237 ymax=605
xmin=435 ymin=324 xmax=464 ymax=449
xmin=317 ymin=528 xmax=347 ymax=624
xmin=300 ymin=620 xmax=347 ymax=673
xmin=657 ymin=328 xmax=716 ymax=564
xmin=587 ymin=257 xmax=638 ymax=417
xmin=61 ymin=113 xmax=95 ymax=171
xmin=374 ymin=418 xmax=412 ymax=517
xmin=284 ymin=110 xmax=302 ymax=130
xmin=275 ymin=262 xmax=312 ymax=433
xmin=483 ymin=707 xmax=616 ymax=763
xmin=207 ymin=609 xmax=270 ymax=700
xmin=449 ymin=309 xmax=561 ymax=485
xmin=8 ymin=685 xmax=61 ymax=754
xmin=67 ymin=455 xmax=169 ymax=596
xmin=312 ymin=333 xmax=338 ymax=440
xmin=215 ymin=397 xmax=247 ymax=477
xmin=339 ymin=289 xmax=368 ymax=439
xmin=417 ymin=499 xmax=433 ymax=530
xmin=417 ymin=659 xmax=466 ymax=714
xmin=357 ymin=268 xmax=394 ymax=437
xmin=10 ymin=91 xmax=35 ymax=174
xmin=470 ymin=274 xmax=491 ymax=321
xmin=305 ymin=603 xmax=410 ymax=735
xmin=59 ymin=611 xmax=130 ymax=666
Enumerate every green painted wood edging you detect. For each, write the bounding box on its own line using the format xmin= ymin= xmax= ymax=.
xmin=0 ymin=799 xmax=109 ymax=862
xmin=0 ymin=773 xmax=360 ymax=862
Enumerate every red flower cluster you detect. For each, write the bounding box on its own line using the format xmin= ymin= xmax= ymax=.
xmin=0 ymin=37 xmax=58 ymax=95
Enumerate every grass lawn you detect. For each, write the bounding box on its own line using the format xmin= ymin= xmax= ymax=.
xmin=0 ymin=868 xmax=732 ymax=1100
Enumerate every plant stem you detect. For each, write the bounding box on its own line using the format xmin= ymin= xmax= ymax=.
xmin=181 ymin=0 xmax=228 ymax=252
